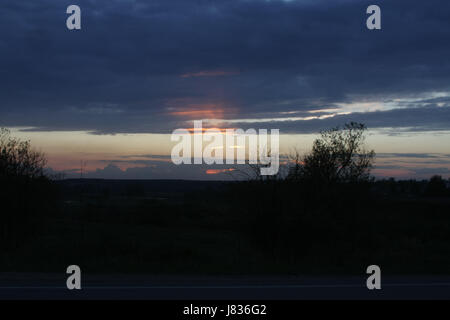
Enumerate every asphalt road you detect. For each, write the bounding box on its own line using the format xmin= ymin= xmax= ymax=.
xmin=1 ymin=273 xmax=450 ymax=299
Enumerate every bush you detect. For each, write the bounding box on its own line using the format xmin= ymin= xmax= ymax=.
xmin=288 ymin=122 xmax=375 ymax=187
xmin=0 ymin=128 xmax=55 ymax=251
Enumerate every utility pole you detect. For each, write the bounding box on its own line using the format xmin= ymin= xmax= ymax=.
xmin=80 ymin=160 xmax=87 ymax=179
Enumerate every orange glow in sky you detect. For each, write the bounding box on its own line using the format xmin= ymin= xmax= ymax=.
xmin=206 ymin=168 xmax=236 ymax=175
xmin=169 ymin=106 xmax=226 ymax=119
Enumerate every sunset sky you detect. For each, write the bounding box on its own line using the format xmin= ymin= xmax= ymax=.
xmin=1 ymin=0 xmax=450 ymax=180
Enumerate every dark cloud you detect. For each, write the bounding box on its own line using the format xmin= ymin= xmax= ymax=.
xmin=1 ymin=0 xmax=450 ymax=133
xmin=60 ymin=162 xmax=239 ymax=181
xmin=412 ymin=167 xmax=450 ymax=175
xmin=376 ymin=153 xmax=444 ymax=159
xmin=373 ymin=164 xmax=450 ymax=178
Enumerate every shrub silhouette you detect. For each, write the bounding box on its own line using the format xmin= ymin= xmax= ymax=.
xmin=288 ymin=122 xmax=375 ymax=186
xmin=0 ymin=128 xmax=47 ymax=179
xmin=0 ymin=128 xmax=54 ymax=251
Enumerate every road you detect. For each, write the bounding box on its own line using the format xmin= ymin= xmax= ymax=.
xmin=1 ymin=273 xmax=450 ymax=299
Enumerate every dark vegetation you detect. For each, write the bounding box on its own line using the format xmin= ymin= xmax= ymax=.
xmin=1 ymin=125 xmax=450 ymax=275
xmin=0 ymin=129 xmax=58 ymax=253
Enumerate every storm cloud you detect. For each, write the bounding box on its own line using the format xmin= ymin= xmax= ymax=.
xmin=1 ymin=0 xmax=450 ymax=134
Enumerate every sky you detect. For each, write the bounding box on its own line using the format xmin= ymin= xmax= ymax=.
xmin=1 ymin=0 xmax=450 ymax=180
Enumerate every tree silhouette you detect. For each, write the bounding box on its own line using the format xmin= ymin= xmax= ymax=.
xmin=0 ymin=128 xmax=51 ymax=250
xmin=289 ymin=122 xmax=375 ymax=184
xmin=0 ymin=128 xmax=47 ymax=179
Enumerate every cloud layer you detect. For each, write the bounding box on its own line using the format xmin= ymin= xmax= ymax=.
xmin=1 ymin=0 xmax=450 ymax=134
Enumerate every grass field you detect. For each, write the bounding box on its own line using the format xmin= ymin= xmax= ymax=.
xmin=2 ymin=179 xmax=450 ymax=276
